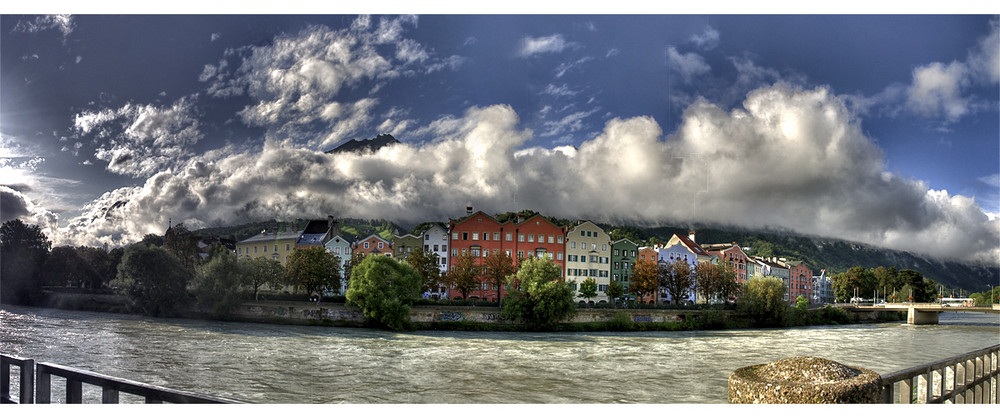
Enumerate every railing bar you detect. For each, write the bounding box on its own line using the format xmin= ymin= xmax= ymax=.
xmin=66 ymin=378 xmax=82 ymax=404
xmin=35 ymin=364 xmax=51 ymax=404
xmin=880 ymin=344 xmax=1000 ymax=382
xmin=34 ymin=362 xmax=234 ymax=403
xmin=102 ymin=386 xmax=119 ymax=404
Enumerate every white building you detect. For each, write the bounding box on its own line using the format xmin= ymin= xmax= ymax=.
xmin=565 ymin=220 xmax=611 ymax=303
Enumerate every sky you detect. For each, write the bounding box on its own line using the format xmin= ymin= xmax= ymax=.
xmin=1 ymin=7 xmax=999 ymax=265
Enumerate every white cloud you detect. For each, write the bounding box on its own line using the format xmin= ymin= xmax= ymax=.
xmin=906 ymin=61 xmax=970 ymax=122
xmin=666 ymin=46 xmax=710 ymax=84
xmin=206 ymin=16 xmax=459 ymax=148
xmin=518 ymin=34 xmax=571 ymax=57
xmin=211 ymin=32 xmax=221 ymax=42
xmin=51 ymin=86 xmax=999 ymax=264
xmin=14 ymin=15 xmax=75 ymax=41
xmin=689 ymin=26 xmax=720 ymax=50
xmin=76 ymin=96 xmax=203 ymax=178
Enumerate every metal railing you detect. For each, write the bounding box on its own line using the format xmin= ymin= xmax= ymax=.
xmin=1 ymin=353 xmax=238 ymax=404
xmin=880 ymin=344 xmax=999 ymax=404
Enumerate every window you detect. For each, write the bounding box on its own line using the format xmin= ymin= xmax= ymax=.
xmin=472 ymin=248 xmax=481 ymax=257
xmin=591 ymin=243 xmax=597 ymax=251
xmin=613 ymin=249 xmax=619 ymax=256
xmin=538 ymin=234 xmax=544 ymax=242
xmin=286 ymin=244 xmax=290 ymax=251
xmin=614 ymin=262 xmax=620 ymax=269
xmin=557 ymin=236 xmax=564 ymax=244
xmin=273 ymin=245 xmax=277 ymax=252
xmin=442 ymin=245 xmax=447 ymax=252
xmin=493 ymin=232 xmax=500 ymax=241
xmin=602 ymin=244 xmax=607 ymax=252
xmin=452 ymin=249 xmax=458 ymax=257
xmin=472 ymin=232 xmax=479 ymax=241
xmin=334 ymin=247 xmax=341 ymax=254
xmin=254 ymin=246 xmax=258 ymax=254
xmin=517 ymin=250 xmax=525 ymax=258
xmin=364 ymin=242 xmax=370 ymax=249
xmin=548 ymin=235 xmax=554 ymax=244
xmin=527 ymin=234 xmax=534 ymax=243
xmin=556 ymin=252 xmax=563 ymax=260
xmin=482 ymin=282 xmax=489 ymax=290
xmin=631 ymin=250 xmax=636 ymax=257
xmin=518 ymin=234 xmax=525 ymax=242
xmin=598 ymin=284 xmax=607 ymax=292
xmin=506 ymin=232 xmax=513 ymax=241
xmin=462 ymin=232 xmax=469 ymax=240
xmin=505 ymin=250 xmax=512 ymax=257
xmin=378 ymin=242 xmax=384 ymax=249
xmin=452 ymin=232 xmax=459 ymax=240
xmin=433 ymin=244 xmax=439 ymax=251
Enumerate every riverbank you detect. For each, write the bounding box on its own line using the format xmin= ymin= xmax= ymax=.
xmin=32 ymin=290 xmax=907 ymax=332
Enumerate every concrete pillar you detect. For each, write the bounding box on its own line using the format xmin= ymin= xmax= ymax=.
xmin=907 ymin=307 xmax=940 ymax=325
xmin=729 ymin=357 xmax=881 ymax=403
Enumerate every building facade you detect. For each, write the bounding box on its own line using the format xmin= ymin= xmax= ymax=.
xmin=509 ymin=214 xmax=567 ymax=269
xmin=702 ymin=242 xmax=750 ymax=283
xmin=354 ymin=234 xmax=393 ymax=257
xmin=421 ymin=223 xmax=450 ymax=274
xmin=611 ymin=238 xmax=638 ymax=296
xmin=236 ymin=230 xmax=300 ymax=265
xmin=393 ymin=233 xmax=422 ymax=263
xmin=565 ymin=220 xmax=611 ymax=303
xmin=656 ymin=233 xmax=709 ymax=304
xmin=448 ymin=210 xmax=508 ymax=301
xmin=786 ymin=260 xmax=814 ymax=304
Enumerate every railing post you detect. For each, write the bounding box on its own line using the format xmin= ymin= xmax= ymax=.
xmin=102 ymin=386 xmax=119 ymax=404
xmin=66 ymin=378 xmax=83 ymax=403
xmin=35 ymin=364 xmax=50 ymax=404
xmin=917 ymin=372 xmax=929 ymax=403
xmin=20 ymin=359 xmax=34 ymax=404
xmin=899 ymin=378 xmax=912 ymax=404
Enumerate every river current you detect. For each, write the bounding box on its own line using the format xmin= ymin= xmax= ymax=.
xmin=1 ymin=305 xmax=997 ymax=404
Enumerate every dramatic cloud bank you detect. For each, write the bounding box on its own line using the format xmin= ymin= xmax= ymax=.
xmin=47 ymin=84 xmax=999 ymax=264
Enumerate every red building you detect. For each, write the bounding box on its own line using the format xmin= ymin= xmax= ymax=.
xmin=702 ymin=242 xmax=750 ymax=284
xmin=786 ymin=261 xmax=813 ymax=303
xmin=354 ymin=234 xmax=393 ymax=257
xmin=447 ymin=210 xmax=568 ymax=301
xmin=448 ymin=210 xmax=508 ymax=301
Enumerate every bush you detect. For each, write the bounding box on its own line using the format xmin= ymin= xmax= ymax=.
xmin=110 ymin=244 xmax=190 ymax=317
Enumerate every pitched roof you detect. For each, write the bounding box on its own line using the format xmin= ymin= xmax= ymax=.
xmin=672 ymin=234 xmax=710 ymax=257
xmin=237 ymin=230 xmax=301 ymax=244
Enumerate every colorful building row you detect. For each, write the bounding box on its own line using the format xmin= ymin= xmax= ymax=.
xmin=235 ymin=208 xmax=821 ymax=304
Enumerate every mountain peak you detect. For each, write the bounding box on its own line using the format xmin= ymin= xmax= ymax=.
xmin=326 ymin=134 xmax=401 ymax=154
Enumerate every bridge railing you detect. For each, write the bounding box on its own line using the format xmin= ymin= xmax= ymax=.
xmin=1 ymin=353 xmax=238 ymax=404
xmin=879 ymin=344 xmax=999 ymax=404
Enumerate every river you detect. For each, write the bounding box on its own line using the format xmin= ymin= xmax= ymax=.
xmin=1 ymin=305 xmax=997 ymax=404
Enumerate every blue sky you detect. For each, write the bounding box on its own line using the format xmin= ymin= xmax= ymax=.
xmin=1 ymin=8 xmax=998 ymax=263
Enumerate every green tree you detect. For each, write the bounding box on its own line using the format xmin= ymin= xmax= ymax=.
xmin=241 ymin=256 xmax=284 ymax=300
xmin=445 ymin=251 xmax=479 ymax=300
xmin=970 ymin=287 xmax=1000 ymax=307
xmin=346 ymin=255 xmax=422 ymax=331
xmin=737 ymin=275 xmax=788 ymax=327
xmin=284 ymin=246 xmax=341 ymax=297
xmin=110 ymin=243 xmax=190 ymax=317
xmin=76 ymin=246 xmax=113 ymax=289
xmin=605 ymin=279 xmax=625 ymax=307
xmin=194 ymin=247 xmax=246 ymax=317
xmin=832 ymin=266 xmax=876 ymax=302
xmin=482 ymin=249 xmax=517 ymax=304
xmin=659 ymin=258 xmax=694 ymax=305
xmin=38 ymin=246 xmax=101 ymax=289
xmin=0 ymin=219 xmax=51 ymax=305
xmin=630 ymin=257 xmax=659 ymax=304
xmin=406 ymin=248 xmax=442 ymax=295
xmin=163 ymin=224 xmax=201 ymax=276
xmin=578 ymin=278 xmax=598 ymax=303
xmin=341 ymin=251 xmax=366 ymax=292
xmin=502 ymin=257 xmax=576 ymax=330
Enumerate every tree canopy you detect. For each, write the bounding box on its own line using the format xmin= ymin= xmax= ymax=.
xmin=737 ymin=275 xmax=788 ymax=327
xmin=659 ymin=259 xmax=694 ymax=304
xmin=110 ymin=243 xmax=190 ymax=317
xmin=346 ymin=255 xmax=422 ymax=331
xmin=0 ymin=219 xmax=51 ymax=304
xmin=501 ymin=257 xmax=576 ymax=330
xmin=284 ymin=246 xmax=342 ymax=296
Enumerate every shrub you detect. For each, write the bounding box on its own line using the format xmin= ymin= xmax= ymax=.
xmin=736 ymin=276 xmax=788 ymax=327
xmin=345 ymin=256 xmax=422 ymax=331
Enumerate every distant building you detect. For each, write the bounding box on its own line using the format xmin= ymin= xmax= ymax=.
xmin=610 ymin=238 xmax=639 ymax=297
xmin=510 ymin=213 xmax=567 ymax=269
xmin=701 ymin=242 xmax=750 ymax=283
xmin=656 ymin=232 xmax=710 ymax=304
xmin=812 ymin=269 xmax=834 ymax=304
xmin=324 ymin=229 xmax=353 ymax=294
xmin=785 ymin=260 xmax=814 ymax=304
xmin=296 ymin=217 xmax=340 ymax=249
xmin=236 ymin=229 xmax=300 ymax=265
xmin=448 ymin=208 xmax=507 ymax=301
xmin=393 ymin=233 xmax=422 ymax=263
xmin=420 ymin=223 xmax=450 ymax=299
xmin=753 ymin=256 xmax=791 ymax=301
xmin=565 ymin=220 xmax=611 ymax=303
xmin=354 ymin=234 xmax=393 ymax=257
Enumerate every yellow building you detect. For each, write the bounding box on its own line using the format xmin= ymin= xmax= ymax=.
xmin=236 ymin=230 xmax=300 ymax=265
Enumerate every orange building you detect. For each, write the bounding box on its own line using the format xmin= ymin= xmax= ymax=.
xmin=448 ymin=210 xmax=508 ymax=301
xmin=354 ymin=234 xmax=393 ymax=257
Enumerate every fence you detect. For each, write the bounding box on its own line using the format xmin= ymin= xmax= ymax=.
xmin=1 ymin=353 xmax=237 ymax=404
xmin=879 ymin=344 xmax=999 ymax=403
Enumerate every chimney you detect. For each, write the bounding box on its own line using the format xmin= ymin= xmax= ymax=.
xmin=688 ymin=229 xmax=696 ymax=243
xmin=466 ymin=203 xmax=473 ymax=216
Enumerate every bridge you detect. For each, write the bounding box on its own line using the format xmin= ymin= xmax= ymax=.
xmin=844 ymin=303 xmax=1000 ymax=325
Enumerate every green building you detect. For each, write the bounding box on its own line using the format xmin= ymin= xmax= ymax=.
xmin=611 ymin=238 xmax=639 ymax=297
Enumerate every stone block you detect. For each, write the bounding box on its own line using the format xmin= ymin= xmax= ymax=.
xmin=729 ymin=356 xmax=881 ymax=403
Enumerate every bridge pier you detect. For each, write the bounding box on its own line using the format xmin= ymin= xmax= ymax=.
xmin=907 ymin=307 xmax=940 ymax=325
